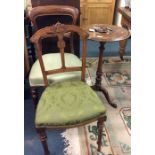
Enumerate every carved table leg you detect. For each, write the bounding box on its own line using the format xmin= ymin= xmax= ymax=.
xmin=92 ymin=42 xmax=117 ymax=108
xmin=119 ymin=39 xmax=128 ymax=60
xmin=30 ymin=87 xmax=38 ymax=109
xmin=36 ymin=128 xmax=50 ymax=155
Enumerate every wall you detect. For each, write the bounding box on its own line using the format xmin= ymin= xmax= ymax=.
xmin=114 ymin=0 xmax=125 ymax=26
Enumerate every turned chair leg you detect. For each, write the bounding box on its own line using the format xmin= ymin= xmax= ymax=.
xmin=36 ymin=128 xmax=50 ymax=155
xmin=97 ymin=117 xmax=106 ymax=152
xmin=30 ymin=87 xmax=38 ymax=109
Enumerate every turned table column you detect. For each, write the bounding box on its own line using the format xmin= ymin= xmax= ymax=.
xmin=92 ymin=41 xmax=117 ymax=108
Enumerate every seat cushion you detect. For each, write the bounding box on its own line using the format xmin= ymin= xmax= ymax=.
xmin=35 ymin=80 xmax=106 ymax=127
xmin=29 ymin=53 xmax=82 ymax=86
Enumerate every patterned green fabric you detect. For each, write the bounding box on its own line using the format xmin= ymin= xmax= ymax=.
xmin=35 ymin=80 xmax=106 ymax=127
xmin=29 ymin=53 xmax=82 ymax=86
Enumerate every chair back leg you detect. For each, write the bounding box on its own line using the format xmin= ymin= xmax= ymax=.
xmin=97 ymin=116 xmax=107 ymax=152
xmin=30 ymin=87 xmax=38 ymax=109
xmin=70 ymin=33 xmax=74 ymax=54
xmin=36 ymin=128 xmax=50 ymax=155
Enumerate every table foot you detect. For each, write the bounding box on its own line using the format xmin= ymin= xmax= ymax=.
xmin=91 ymin=85 xmax=117 ymax=108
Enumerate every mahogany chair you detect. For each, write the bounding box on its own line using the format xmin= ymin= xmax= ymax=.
xmin=30 ymin=23 xmax=107 ymax=155
xmin=28 ymin=5 xmax=80 ymax=107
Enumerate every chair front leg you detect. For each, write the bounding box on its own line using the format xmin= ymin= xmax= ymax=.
xmin=36 ymin=128 xmax=50 ymax=155
xmin=97 ymin=116 xmax=107 ymax=152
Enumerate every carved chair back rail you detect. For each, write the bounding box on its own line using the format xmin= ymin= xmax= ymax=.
xmin=31 ymin=24 xmax=88 ymax=86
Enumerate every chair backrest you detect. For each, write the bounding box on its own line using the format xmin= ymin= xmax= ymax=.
xmin=29 ymin=5 xmax=79 ymax=31
xmin=30 ymin=23 xmax=89 ymax=86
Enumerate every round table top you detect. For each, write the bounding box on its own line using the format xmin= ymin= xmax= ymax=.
xmin=82 ymin=24 xmax=130 ymax=42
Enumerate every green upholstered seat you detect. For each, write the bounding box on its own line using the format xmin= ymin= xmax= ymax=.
xmin=35 ymin=80 xmax=106 ymax=127
xmin=29 ymin=53 xmax=82 ymax=86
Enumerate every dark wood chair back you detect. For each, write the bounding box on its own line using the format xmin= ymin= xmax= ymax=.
xmin=29 ymin=5 xmax=80 ymax=55
xmin=31 ymin=23 xmax=88 ymax=86
xmin=29 ymin=5 xmax=79 ymax=31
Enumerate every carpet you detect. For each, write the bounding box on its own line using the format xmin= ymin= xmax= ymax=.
xmin=61 ymin=56 xmax=131 ymax=155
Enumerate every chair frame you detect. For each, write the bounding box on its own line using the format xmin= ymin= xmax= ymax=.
xmin=29 ymin=5 xmax=79 ymax=108
xmin=31 ymin=23 xmax=107 ymax=155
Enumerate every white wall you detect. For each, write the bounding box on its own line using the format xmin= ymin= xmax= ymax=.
xmin=114 ymin=0 xmax=125 ymax=26
xmin=24 ymin=0 xmax=32 ymax=11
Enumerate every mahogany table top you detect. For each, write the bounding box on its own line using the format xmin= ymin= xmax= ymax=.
xmin=82 ymin=24 xmax=130 ymax=42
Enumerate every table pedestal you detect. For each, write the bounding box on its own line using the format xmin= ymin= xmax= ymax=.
xmin=92 ymin=42 xmax=117 ymax=108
